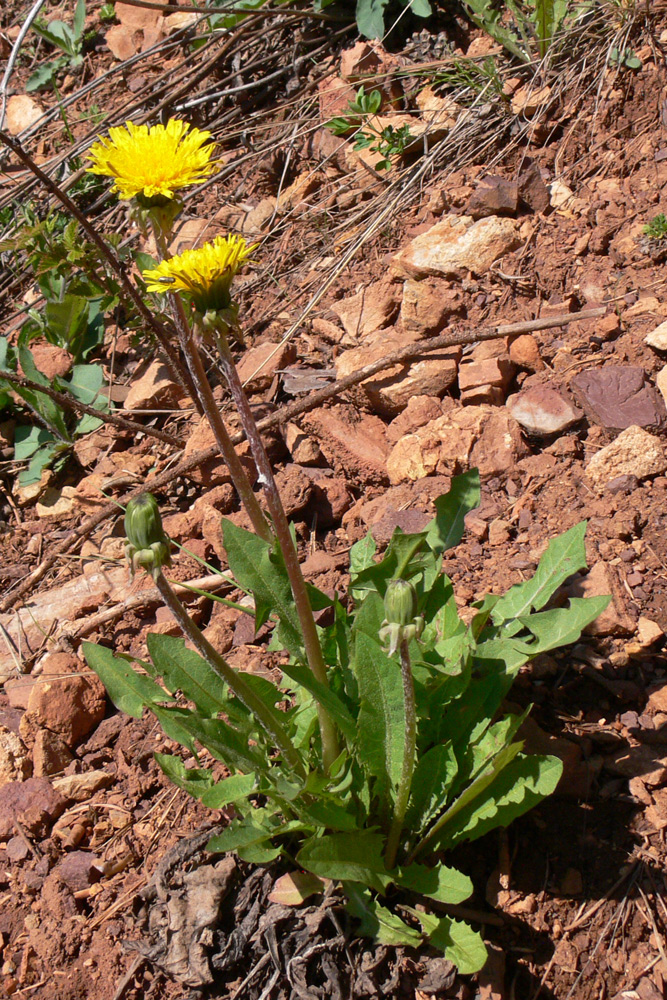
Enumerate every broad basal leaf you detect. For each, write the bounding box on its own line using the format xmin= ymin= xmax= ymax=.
xmin=396 ymin=862 xmax=472 ymax=905
xmin=405 ymin=742 xmax=458 ymax=836
xmin=147 ymin=633 xmax=228 ymax=716
xmin=426 ymin=470 xmax=480 ymax=558
xmin=407 ymin=908 xmax=488 ymax=974
xmin=346 ymin=884 xmax=423 ymax=947
xmin=154 ymin=752 xmax=214 ymax=797
xmin=353 ymin=629 xmax=406 ymax=795
xmin=82 ymin=642 xmax=166 ymax=717
xmin=297 ymin=831 xmax=391 ymax=893
xmin=200 ymin=771 xmax=257 ymax=808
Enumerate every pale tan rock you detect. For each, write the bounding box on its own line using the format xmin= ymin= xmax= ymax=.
xmin=0 ymin=727 xmax=31 ymax=786
xmin=124 ymin=361 xmax=185 ymax=411
xmin=276 ymin=171 xmax=323 ymax=213
xmin=400 ymin=279 xmax=463 ymax=334
xmin=636 ymin=617 xmax=665 ymax=647
xmin=20 ymin=653 xmax=107 ymax=749
xmin=26 ymin=344 xmax=72 ymax=380
xmin=460 ymin=385 xmax=505 ymax=406
xmin=164 ymin=10 xmax=198 ymax=32
xmin=331 ymin=280 xmax=401 ymax=341
xmin=585 ymin=425 xmax=667 ymax=490
xmin=284 ymin=423 xmax=323 ymax=465
xmin=415 ymin=87 xmax=460 ymax=131
xmin=391 ymin=214 xmax=521 ymax=280
xmin=645 ymin=320 xmax=667 ymax=351
xmin=236 ymin=340 xmax=296 ymax=392
xmin=6 ymin=95 xmax=43 ymax=135
xmin=334 ymin=330 xmax=460 ymax=417
xmin=242 ymin=197 xmax=277 ymax=236
xmin=564 ymin=562 xmax=635 ymax=637
xmin=656 ymin=366 xmax=667 ymax=407
xmin=549 ymin=180 xmax=575 ymax=210
xmin=32 ymin=729 xmax=73 ymax=777
xmin=458 ymin=356 xmax=514 ymax=393
xmin=387 ymin=403 xmax=527 ymax=484
xmin=506 ymin=386 xmax=581 ymax=436
xmin=36 ymin=486 xmax=77 ymax=520
xmin=52 ymin=770 xmax=114 ymax=802
xmin=510 ymin=84 xmax=551 ymax=116
xmin=488 ymin=519 xmax=511 ymax=546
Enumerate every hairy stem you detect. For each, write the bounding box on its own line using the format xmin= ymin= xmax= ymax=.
xmin=215 ymin=331 xmax=340 ymax=772
xmin=385 ymin=636 xmax=417 ymax=870
xmin=153 ymin=568 xmax=305 ymax=778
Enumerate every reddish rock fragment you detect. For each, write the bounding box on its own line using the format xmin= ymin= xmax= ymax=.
xmin=0 ymin=777 xmax=67 ymax=839
xmin=20 ymin=652 xmax=106 ymax=749
xmin=570 ymin=366 xmax=667 ymax=432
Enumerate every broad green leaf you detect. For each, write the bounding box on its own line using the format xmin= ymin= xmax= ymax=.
xmin=280 ymin=661 xmax=357 ymax=743
xmin=238 ymin=842 xmax=282 ymax=863
xmin=514 ymin=597 xmax=611 ymax=654
xmin=44 ymin=295 xmax=88 ymax=353
xmin=408 ymin=0 xmax=432 ymax=16
xmin=355 ymin=0 xmax=388 ymax=39
xmin=14 ymin=425 xmax=54 ymax=461
xmin=200 ymin=772 xmax=257 ymax=808
xmin=492 ymin=521 xmax=589 ymax=624
xmin=82 ymin=641 xmax=166 ymax=717
xmin=297 ymin=831 xmax=391 ymax=893
xmin=436 ymin=753 xmax=563 ymax=850
xmin=353 ymin=628 xmax=405 ymax=794
xmin=407 ymin=908 xmax=488 ymax=974
xmin=207 ymin=817 xmax=274 ymax=853
xmin=294 ymin=797 xmax=358 ymax=832
xmin=146 ymin=633 xmax=228 ymax=717
xmin=405 ymin=743 xmax=458 ymax=835
xmin=345 ymin=884 xmax=423 ymax=947
xmin=396 ymin=862 xmax=472 ymax=905
xmin=425 ymin=470 xmax=480 ymax=557
xmin=16 ymin=343 xmax=69 ymax=439
xmin=165 ymin=709 xmax=264 ymax=773
xmin=154 ymin=753 xmax=214 ymax=797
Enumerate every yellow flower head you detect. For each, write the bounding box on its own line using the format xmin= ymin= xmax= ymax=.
xmin=86 ymin=119 xmax=218 ymax=201
xmin=142 ymin=235 xmax=256 ymax=315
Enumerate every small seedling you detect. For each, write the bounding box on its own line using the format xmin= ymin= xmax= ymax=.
xmin=643 ymin=214 xmax=667 ymax=241
xmin=327 ymin=87 xmax=414 ymax=171
xmin=27 ymin=0 xmax=87 ymax=92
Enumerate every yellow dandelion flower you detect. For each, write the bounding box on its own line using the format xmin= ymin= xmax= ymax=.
xmin=142 ymin=235 xmax=257 ymax=314
xmin=86 ymin=119 xmax=218 ymax=201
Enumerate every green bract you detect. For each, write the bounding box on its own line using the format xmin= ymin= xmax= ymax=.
xmin=124 ymin=493 xmax=172 ymax=577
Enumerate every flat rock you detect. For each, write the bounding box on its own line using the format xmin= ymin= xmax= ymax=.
xmin=563 ymin=561 xmax=635 ymax=636
xmin=585 ymin=425 xmax=667 ymax=490
xmin=124 ymin=360 xmax=186 ymax=411
xmin=387 ymin=402 xmax=528 ymax=484
xmin=330 ymin=280 xmax=401 ymax=341
xmin=301 ymin=404 xmax=389 ymax=484
xmin=334 ymin=330 xmax=460 ymax=417
xmin=52 ymin=769 xmax=114 ymax=802
xmin=0 ymin=726 xmax=31 ymax=786
xmin=0 ymin=777 xmax=66 ymax=839
xmin=20 ymin=652 xmax=106 ymax=749
xmin=387 ymin=395 xmax=443 ymax=442
xmin=32 ymin=728 xmax=74 ymax=777
xmin=466 ymin=175 xmax=518 ymax=219
xmin=605 ymin=744 xmax=667 ymax=787
xmin=506 ymin=385 xmax=582 ymax=436
xmin=655 ymin=365 xmax=667 ymax=407
xmin=236 ymin=341 xmax=296 ymax=392
xmin=458 ymin=356 xmax=514 ymax=393
xmin=391 ymin=214 xmax=521 ymax=280
xmin=570 ymin=366 xmax=667 ymax=432
xmin=645 ymin=320 xmax=667 ymax=351
xmin=400 ymin=279 xmax=464 ymax=335
xmin=517 ymin=160 xmax=550 ymax=213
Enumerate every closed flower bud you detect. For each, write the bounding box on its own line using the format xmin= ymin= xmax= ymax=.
xmin=383 ymin=579 xmax=418 ymax=627
xmin=124 ymin=493 xmax=172 ymax=577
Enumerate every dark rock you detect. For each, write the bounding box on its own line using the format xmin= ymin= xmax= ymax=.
xmin=604 ymin=474 xmax=639 ymax=495
xmin=466 ymin=174 xmax=518 ymax=218
xmin=0 ymin=777 xmax=67 ymax=839
xmin=518 ymin=159 xmax=550 ymax=213
xmin=570 ymin=366 xmax=667 ymax=431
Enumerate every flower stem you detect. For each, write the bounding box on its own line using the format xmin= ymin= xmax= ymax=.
xmin=153 ymin=568 xmax=305 ymax=779
xmin=384 ymin=637 xmax=417 ymax=870
xmin=214 ymin=331 xmax=340 ymax=773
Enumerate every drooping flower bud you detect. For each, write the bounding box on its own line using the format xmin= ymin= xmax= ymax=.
xmin=124 ymin=493 xmax=172 ymax=577
xmin=383 ymin=579 xmax=418 ymax=627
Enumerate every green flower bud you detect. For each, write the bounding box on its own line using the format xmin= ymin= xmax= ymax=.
xmin=383 ymin=579 xmax=418 ymax=627
xmin=124 ymin=493 xmax=172 ymax=577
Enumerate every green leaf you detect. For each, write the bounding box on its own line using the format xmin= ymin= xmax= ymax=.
xmin=514 ymin=596 xmax=611 ymax=654
xmin=396 ymin=862 xmax=472 ymax=905
xmin=207 ymin=816 xmax=275 ymax=853
xmin=165 ymin=709 xmax=264 ymax=773
xmin=44 ymin=295 xmax=88 ymax=354
xmin=345 ymin=884 xmax=423 ymax=947
xmin=200 ymin=772 xmax=257 ymax=808
xmin=146 ymin=633 xmax=228 ymax=717
xmin=492 ymin=522 xmax=589 ymax=624
xmin=154 ymin=753 xmax=214 ymax=797
xmin=280 ymin=661 xmax=357 ymax=744
xmin=406 ymin=908 xmax=488 ymax=974
xmin=405 ymin=743 xmax=458 ymax=835
xmin=82 ymin=642 xmax=167 ymax=717
xmin=425 ymin=470 xmax=480 ymax=557
xmin=355 ymin=0 xmax=389 ymax=38
xmin=353 ymin=626 xmax=406 ymax=794
xmin=297 ymin=831 xmax=391 ymax=893
xmin=407 ymin=0 xmax=432 ymax=16
xmin=72 ymin=0 xmax=86 ymax=40
xmin=436 ymin=753 xmax=563 ymax=851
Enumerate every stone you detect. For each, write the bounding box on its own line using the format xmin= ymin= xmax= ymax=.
xmin=51 ymin=770 xmax=114 ymax=802
xmin=0 ymin=777 xmax=67 ymax=839
xmin=6 ymin=95 xmax=44 ymax=134
xmin=334 ymin=330 xmax=460 ymax=417
xmin=400 ymin=279 xmax=463 ymax=334
xmin=605 ymin=744 xmax=667 ymax=786
xmin=458 ymin=356 xmax=514 ymax=393
xmin=508 ymin=334 xmax=544 ymax=370
xmin=236 ymin=341 xmax=296 ymax=392
xmin=391 ymin=214 xmax=521 ymax=280
xmin=55 ymin=851 xmax=102 ymax=893
xmin=510 ymin=83 xmax=551 ymax=116
xmin=124 ymin=361 xmax=185 ymax=411
xmin=35 ymin=486 xmax=77 ymax=519
xmin=242 ymin=197 xmax=277 ymax=236
xmin=645 ymin=320 xmax=667 ymax=351
xmin=656 ymin=365 xmax=667 ymax=408
xmin=563 ymin=562 xmax=635 ymax=637
xmin=20 ymin=652 xmax=106 ymax=749
xmin=488 ymin=519 xmax=511 ymax=546
xmin=585 ymin=425 xmax=667 ymax=490
xmin=506 ymin=385 xmax=582 ymax=436
xmin=466 ymin=175 xmax=518 ymax=218
xmin=387 ymin=395 xmax=443 ymax=443
xmin=317 ymin=74 xmax=356 ymax=120
xmin=387 ymin=403 xmax=528 ymax=484
xmin=301 ymin=405 xmax=389 ymax=484
xmin=330 ymin=280 xmax=401 ymax=341
xmin=25 ymin=344 xmax=72 ymax=380
xmin=284 ymin=423 xmax=323 ymax=465
xmin=460 ymin=385 xmax=505 ymax=406
xmin=32 ymin=729 xmax=73 ymax=777
xmin=0 ymin=727 xmax=31 ymax=786
xmin=570 ymin=366 xmax=667 ymax=432
xmin=517 ymin=160 xmax=550 ymax=213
